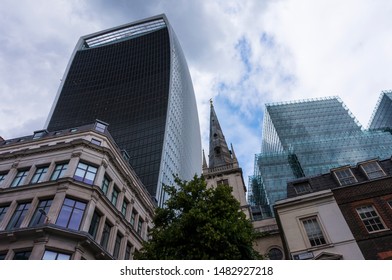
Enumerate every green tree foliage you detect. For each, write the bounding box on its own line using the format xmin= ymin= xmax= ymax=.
xmin=135 ymin=175 xmax=262 ymax=260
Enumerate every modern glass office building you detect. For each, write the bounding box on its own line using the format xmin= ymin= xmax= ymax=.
xmin=249 ymin=96 xmax=392 ymax=218
xmin=369 ymin=90 xmax=392 ymax=131
xmin=46 ymin=15 xmax=202 ymax=206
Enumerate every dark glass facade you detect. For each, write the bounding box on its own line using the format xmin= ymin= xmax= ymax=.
xmin=46 ymin=15 xmax=201 ymax=205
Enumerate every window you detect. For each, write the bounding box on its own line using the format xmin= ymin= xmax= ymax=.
xmin=113 ymin=233 xmax=123 ymax=259
xmin=95 ymin=121 xmax=107 ymax=133
xmin=50 ymin=163 xmax=68 ymax=180
xmin=333 ymin=168 xmax=357 ymax=186
xmin=268 ymin=248 xmax=284 ymax=260
xmin=101 ymin=175 xmax=110 ymax=195
xmin=302 ymin=217 xmax=327 ymax=247
xmin=13 ymin=250 xmax=31 ymax=260
xmin=88 ymin=211 xmax=101 ymax=239
xmin=0 ymin=205 xmax=9 ymax=224
xmin=100 ymin=222 xmax=112 ymax=250
xmin=111 ymin=187 xmax=119 ymax=207
xmin=74 ymin=162 xmax=97 ymax=185
xmin=124 ymin=243 xmax=133 ymax=260
xmin=11 ymin=169 xmax=29 ymax=187
xmin=30 ymin=166 xmax=49 ymax=184
xmin=130 ymin=210 xmax=137 ymax=227
xmin=0 ymin=252 xmax=6 ymax=260
xmin=7 ymin=202 xmax=31 ymax=229
xmin=0 ymin=172 xmax=7 ymax=185
xmin=121 ymin=200 xmax=128 ymax=217
xmin=137 ymin=218 xmax=143 ymax=235
xmin=29 ymin=199 xmax=53 ymax=226
xmin=56 ymin=198 xmax=86 ymax=230
xmin=42 ymin=250 xmax=71 ymax=260
xmin=33 ymin=130 xmax=47 ymax=139
xmin=360 ymin=161 xmax=385 ymax=179
xmin=91 ymin=138 xmax=101 ymax=146
xmin=217 ymin=179 xmax=229 ymax=186
xmin=294 ymin=182 xmax=312 ymax=195
xmin=356 ymin=205 xmax=386 ymax=232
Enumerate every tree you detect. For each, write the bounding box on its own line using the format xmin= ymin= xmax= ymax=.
xmin=135 ymin=175 xmax=262 ymax=260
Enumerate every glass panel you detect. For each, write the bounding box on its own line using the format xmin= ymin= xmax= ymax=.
xmin=0 ymin=205 xmax=9 ymax=224
xmin=42 ymin=251 xmax=57 ymax=260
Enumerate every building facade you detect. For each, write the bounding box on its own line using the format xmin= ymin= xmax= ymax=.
xmin=249 ymin=96 xmax=392 ymax=218
xmin=276 ymin=157 xmax=392 ymax=260
xmin=0 ymin=122 xmax=155 ymax=260
xmin=369 ymin=90 xmax=392 ymax=131
xmin=45 ymin=14 xmax=202 ymax=206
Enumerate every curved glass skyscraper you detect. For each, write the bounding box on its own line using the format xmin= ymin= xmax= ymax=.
xmin=46 ymin=15 xmax=201 ymax=206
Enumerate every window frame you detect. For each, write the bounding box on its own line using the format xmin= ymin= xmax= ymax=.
xmin=333 ymin=167 xmax=357 ymax=186
xmin=359 ymin=161 xmax=386 ymax=180
xmin=121 ymin=200 xmax=128 ymax=217
xmin=0 ymin=172 xmax=8 ymax=186
xmin=42 ymin=250 xmax=71 ymax=260
xmin=130 ymin=210 xmax=137 ymax=227
xmin=6 ymin=201 xmax=31 ymax=230
xmin=111 ymin=186 xmax=119 ymax=207
xmin=124 ymin=243 xmax=133 ymax=260
xmin=356 ymin=205 xmax=386 ymax=233
xmin=11 ymin=169 xmax=30 ymax=187
xmin=55 ymin=197 xmax=86 ymax=230
xmin=73 ymin=161 xmax=98 ymax=185
xmin=100 ymin=222 xmax=112 ymax=250
xmin=301 ymin=216 xmax=327 ymax=247
xmin=101 ymin=175 xmax=111 ymax=195
xmin=29 ymin=199 xmax=53 ymax=226
xmin=50 ymin=162 xmax=68 ymax=181
xmin=13 ymin=250 xmax=32 ymax=260
xmin=88 ymin=211 xmax=101 ymax=239
xmin=294 ymin=182 xmax=312 ymax=195
xmin=0 ymin=204 xmax=10 ymax=224
xmin=30 ymin=165 xmax=49 ymax=184
xmin=137 ymin=218 xmax=143 ymax=235
xmin=113 ymin=232 xmax=123 ymax=259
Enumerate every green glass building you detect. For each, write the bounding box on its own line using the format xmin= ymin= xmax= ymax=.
xmin=369 ymin=90 xmax=392 ymax=131
xmin=249 ymin=96 xmax=392 ymax=218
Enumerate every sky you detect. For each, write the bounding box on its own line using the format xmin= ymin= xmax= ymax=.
xmin=1 ymin=0 xmax=392 ymax=190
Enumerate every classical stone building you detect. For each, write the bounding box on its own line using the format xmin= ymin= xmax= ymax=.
xmin=0 ymin=121 xmax=155 ymax=260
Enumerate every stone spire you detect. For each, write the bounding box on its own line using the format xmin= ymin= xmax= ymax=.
xmin=208 ymin=100 xmax=233 ymax=168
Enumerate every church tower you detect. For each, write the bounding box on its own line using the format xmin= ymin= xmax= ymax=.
xmin=202 ymin=101 xmax=250 ymax=218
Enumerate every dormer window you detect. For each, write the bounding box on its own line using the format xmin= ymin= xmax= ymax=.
xmin=359 ymin=160 xmax=385 ymax=180
xmin=95 ymin=120 xmax=108 ymax=133
xmin=332 ymin=167 xmax=357 ymax=186
xmin=294 ymin=182 xmax=312 ymax=195
xmin=33 ymin=130 xmax=48 ymax=140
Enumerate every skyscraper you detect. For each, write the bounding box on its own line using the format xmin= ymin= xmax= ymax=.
xmin=249 ymin=96 xmax=392 ymax=218
xmin=369 ymin=90 xmax=392 ymax=131
xmin=45 ymin=15 xmax=202 ymax=206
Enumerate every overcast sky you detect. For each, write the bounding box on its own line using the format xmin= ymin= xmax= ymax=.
xmin=1 ymin=0 xmax=392 ymax=189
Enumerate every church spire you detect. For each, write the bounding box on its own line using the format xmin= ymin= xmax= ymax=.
xmin=208 ymin=100 xmax=233 ymax=168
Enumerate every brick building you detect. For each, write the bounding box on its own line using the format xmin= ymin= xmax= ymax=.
xmin=276 ymin=158 xmax=392 ymax=260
